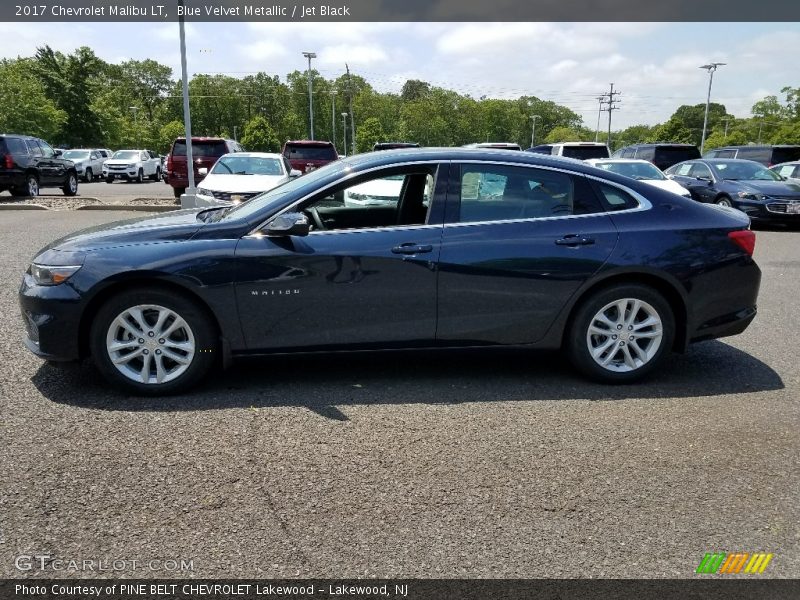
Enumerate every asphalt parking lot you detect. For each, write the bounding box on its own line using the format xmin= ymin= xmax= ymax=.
xmin=0 ymin=210 xmax=797 ymax=579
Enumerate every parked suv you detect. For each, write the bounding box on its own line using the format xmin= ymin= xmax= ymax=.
xmin=703 ymin=145 xmax=800 ymax=167
xmin=613 ymin=143 xmax=701 ymax=171
xmin=282 ymin=140 xmax=338 ymax=174
xmin=166 ymin=137 xmax=243 ymax=198
xmin=61 ymin=148 xmax=106 ymax=182
xmin=0 ymin=134 xmax=79 ymax=196
xmin=550 ymin=142 xmax=610 ymax=160
xmin=102 ymin=149 xmax=162 ymax=184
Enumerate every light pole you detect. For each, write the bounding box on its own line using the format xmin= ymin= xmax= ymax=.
xmin=529 ymin=115 xmax=541 ymax=148
xmin=341 ymin=112 xmax=348 ymax=156
xmin=699 ymin=62 xmax=725 ymax=154
xmin=178 ymin=0 xmax=195 ymax=207
xmin=331 ymin=89 xmax=337 ymax=150
xmin=302 ymin=51 xmax=316 ymax=140
xmin=130 ymin=106 xmax=139 ymax=147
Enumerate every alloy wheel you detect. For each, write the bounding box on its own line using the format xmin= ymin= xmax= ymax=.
xmin=586 ymin=298 xmax=663 ymax=373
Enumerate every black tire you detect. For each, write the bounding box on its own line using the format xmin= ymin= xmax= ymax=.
xmin=566 ymin=284 xmax=675 ymax=383
xmin=84 ymin=168 xmax=93 ymax=183
xmin=135 ymin=168 xmax=144 ymax=183
xmin=62 ymin=172 xmax=78 ymax=196
xmin=90 ymin=288 xmax=218 ymax=395
xmin=106 ymin=177 xmax=114 ymax=184
xmin=173 ymin=186 xmax=186 ymax=198
xmin=151 ymin=167 xmax=161 ymax=182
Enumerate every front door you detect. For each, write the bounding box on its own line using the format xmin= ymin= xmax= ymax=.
xmin=234 ymin=164 xmax=446 ymax=351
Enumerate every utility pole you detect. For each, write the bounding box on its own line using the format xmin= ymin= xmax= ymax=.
xmin=331 ymin=89 xmax=337 ymax=151
xmin=178 ymin=0 xmax=195 ymax=207
xmin=346 ymin=63 xmax=355 ymax=155
xmin=529 ymin=115 xmax=541 ymax=147
xmin=721 ymin=117 xmax=732 ymax=139
xmin=699 ymin=62 xmax=725 ymax=154
xmin=302 ymin=51 xmax=316 ymax=140
xmin=758 ymin=119 xmax=763 ymax=144
xmin=600 ymin=83 xmax=621 ymax=147
xmin=130 ymin=106 xmax=139 ymax=147
xmin=594 ymin=96 xmax=605 ymax=143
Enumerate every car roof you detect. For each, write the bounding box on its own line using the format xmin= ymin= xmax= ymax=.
xmin=770 ymin=161 xmax=800 ymax=168
xmin=219 ymin=152 xmax=283 ymax=159
xmin=284 ymin=140 xmax=335 ymax=146
xmin=552 ymin=142 xmax=608 ymax=146
xmin=587 ymin=158 xmax=653 ymax=165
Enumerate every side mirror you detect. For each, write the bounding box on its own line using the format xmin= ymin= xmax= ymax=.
xmin=54 ymin=149 xmax=62 ymax=157
xmin=198 ymin=167 xmax=208 ymax=176
xmin=289 ymin=169 xmax=302 ymax=178
xmin=265 ymin=212 xmax=310 ymax=237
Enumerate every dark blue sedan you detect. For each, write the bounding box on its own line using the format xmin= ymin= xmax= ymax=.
xmin=20 ymin=148 xmax=761 ymax=395
xmin=665 ymin=158 xmax=800 ymax=225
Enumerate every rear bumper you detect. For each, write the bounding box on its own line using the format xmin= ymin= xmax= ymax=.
xmin=0 ymin=171 xmax=24 ymax=189
xmin=690 ymin=306 xmax=757 ymax=343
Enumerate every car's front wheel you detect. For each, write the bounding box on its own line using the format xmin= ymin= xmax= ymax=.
xmin=84 ymin=168 xmax=93 ymax=182
xmin=567 ymin=284 xmax=675 ymax=383
xmin=90 ymin=289 xmax=217 ymax=395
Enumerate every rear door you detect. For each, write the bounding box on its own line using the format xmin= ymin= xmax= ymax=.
xmin=436 ymin=162 xmax=618 ymax=345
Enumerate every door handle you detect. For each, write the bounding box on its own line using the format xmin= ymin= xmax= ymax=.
xmin=555 ymin=235 xmax=595 ymax=247
xmin=392 ymin=243 xmax=433 ymax=255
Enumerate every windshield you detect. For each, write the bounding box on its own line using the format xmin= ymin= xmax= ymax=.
xmin=714 ymin=161 xmax=782 ymax=181
xmin=283 ymin=145 xmax=338 ymax=161
xmin=172 ymin=140 xmax=227 ymax=158
xmin=62 ymin=150 xmax=90 ymax=160
xmin=595 ymin=161 xmax=665 ymax=180
xmin=211 ymin=156 xmax=284 ymax=176
xmin=220 ymin=159 xmax=347 ymax=222
xmin=112 ymin=151 xmax=139 ymax=160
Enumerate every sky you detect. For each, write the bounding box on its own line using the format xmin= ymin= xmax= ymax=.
xmin=2 ymin=21 xmax=799 ymax=130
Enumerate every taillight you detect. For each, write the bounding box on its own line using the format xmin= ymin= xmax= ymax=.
xmin=166 ymin=154 xmax=173 ymax=171
xmin=728 ymin=230 xmax=756 ymax=256
xmin=2 ymin=154 xmax=12 ymax=169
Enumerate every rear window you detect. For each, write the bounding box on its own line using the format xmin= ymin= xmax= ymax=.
xmin=172 ymin=140 xmax=228 ymax=158
xmin=654 ymin=146 xmax=700 ymax=164
xmin=1 ymin=137 xmax=28 ymax=155
xmin=283 ymin=144 xmax=338 ymax=161
xmin=771 ymin=147 xmax=800 ymax=164
xmin=561 ymin=146 xmax=609 ymax=160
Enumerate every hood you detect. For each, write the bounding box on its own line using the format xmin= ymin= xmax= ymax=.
xmin=199 ymin=173 xmax=287 ymax=194
xmin=734 ymin=180 xmax=800 ymax=198
xmin=642 ymin=179 xmax=691 ymax=196
xmin=105 ymin=158 xmax=137 ymax=166
xmin=37 ymin=209 xmax=204 ymax=255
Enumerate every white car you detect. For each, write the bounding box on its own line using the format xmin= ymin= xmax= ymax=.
xmin=343 ymin=174 xmax=406 ymax=207
xmin=61 ymin=149 xmax=106 ymax=182
xmin=195 ymin=152 xmax=299 ymax=207
xmin=586 ymin=158 xmax=691 ymax=197
xmin=103 ymin=149 xmax=161 ymax=183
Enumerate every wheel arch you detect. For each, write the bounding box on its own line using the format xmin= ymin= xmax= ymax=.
xmin=78 ymin=276 xmax=225 ymax=361
xmin=550 ymin=269 xmax=690 ymax=353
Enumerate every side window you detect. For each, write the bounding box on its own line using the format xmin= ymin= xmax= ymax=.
xmin=5 ymin=138 xmax=29 ymax=155
xmin=457 ymin=164 xmax=603 ymax=223
xmin=715 ymin=150 xmax=735 ymax=158
xmin=26 ymin=140 xmax=42 ymax=157
xmin=674 ymin=163 xmax=693 ymax=176
xmin=595 ymin=183 xmax=640 ymax=211
xmin=302 ymin=169 xmax=435 ymax=232
xmin=283 ymin=157 xmax=293 ymax=174
xmin=38 ymin=140 xmax=55 ymax=158
xmin=776 ymin=165 xmax=795 ymax=178
xmin=689 ymin=163 xmax=713 ymax=179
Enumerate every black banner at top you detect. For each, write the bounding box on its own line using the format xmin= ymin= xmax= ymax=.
xmin=3 ymin=0 xmax=800 ymax=22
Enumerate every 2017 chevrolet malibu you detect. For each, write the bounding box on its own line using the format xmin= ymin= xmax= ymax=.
xmin=20 ymin=148 xmax=761 ymax=395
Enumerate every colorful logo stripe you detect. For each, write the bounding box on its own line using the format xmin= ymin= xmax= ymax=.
xmin=696 ymin=553 xmax=773 ymax=574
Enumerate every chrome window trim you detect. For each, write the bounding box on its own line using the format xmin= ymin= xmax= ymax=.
xmin=247 ymin=158 xmax=653 ymax=236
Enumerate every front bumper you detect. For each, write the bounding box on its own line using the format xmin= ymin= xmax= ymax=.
xmin=734 ymin=199 xmax=800 ymax=223
xmin=19 ymin=272 xmax=84 ymax=361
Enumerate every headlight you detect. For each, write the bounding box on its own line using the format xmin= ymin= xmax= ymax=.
xmin=737 ymin=191 xmax=766 ymax=201
xmin=30 ymin=264 xmax=82 ymax=286
xmin=197 ymin=188 xmax=211 ymax=196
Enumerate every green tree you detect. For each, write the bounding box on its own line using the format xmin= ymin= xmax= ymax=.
xmin=240 ymin=115 xmax=279 ymax=152
xmin=159 ymin=120 xmax=186 ymax=154
xmin=355 ymin=117 xmax=385 ymax=152
xmin=544 ymin=126 xmax=585 ymax=143
xmin=0 ymin=58 xmax=66 ymax=140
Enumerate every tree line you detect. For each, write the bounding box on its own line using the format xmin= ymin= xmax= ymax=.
xmin=1 ymin=45 xmax=798 ymax=155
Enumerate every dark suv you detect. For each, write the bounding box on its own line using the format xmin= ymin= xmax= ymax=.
xmin=166 ymin=137 xmax=243 ymax=198
xmin=612 ymin=143 xmax=700 ymax=171
xmin=703 ymin=145 xmax=800 ymax=167
xmin=0 ymin=134 xmax=79 ymax=197
xmin=282 ymin=140 xmax=338 ymax=174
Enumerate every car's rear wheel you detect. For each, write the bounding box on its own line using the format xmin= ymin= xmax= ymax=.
xmin=151 ymin=167 xmax=161 ymax=181
xmin=567 ymin=284 xmax=674 ymax=383
xmin=84 ymin=168 xmax=93 ymax=183
xmin=62 ymin=172 xmax=78 ymax=196
xmin=25 ymin=174 xmax=39 ymax=196
xmin=135 ymin=168 xmax=144 ymax=183
xmin=173 ymin=186 xmax=186 ymax=198
xmin=90 ymin=289 xmax=217 ymax=395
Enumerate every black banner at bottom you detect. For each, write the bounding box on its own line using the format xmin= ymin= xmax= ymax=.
xmin=2 ymin=579 xmax=799 ymax=600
